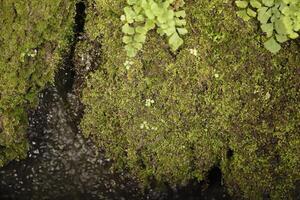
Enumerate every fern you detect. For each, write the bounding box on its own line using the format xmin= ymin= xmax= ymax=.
xmin=236 ymin=0 xmax=300 ymax=53
xmin=121 ymin=0 xmax=188 ymax=57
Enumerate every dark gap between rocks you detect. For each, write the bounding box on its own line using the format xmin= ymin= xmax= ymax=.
xmin=55 ymin=1 xmax=86 ymax=101
xmin=227 ymin=149 xmax=234 ymax=159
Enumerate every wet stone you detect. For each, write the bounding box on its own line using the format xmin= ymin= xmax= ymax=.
xmin=0 ymin=87 xmax=139 ymax=199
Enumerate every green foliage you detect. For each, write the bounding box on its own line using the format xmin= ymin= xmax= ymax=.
xmin=236 ymin=0 xmax=300 ymax=53
xmin=0 ymin=0 xmax=75 ymax=167
xmin=121 ymin=0 xmax=188 ymax=57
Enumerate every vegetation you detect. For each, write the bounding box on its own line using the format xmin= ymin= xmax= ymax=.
xmin=236 ymin=0 xmax=300 ymax=53
xmin=122 ymin=0 xmax=188 ymax=57
xmin=0 ymin=0 xmax=299 ymax=199
xmin=0 ymin=0 xmax=75 ymax=167
xmin=81 ymin=0 xmax=300 ymax=199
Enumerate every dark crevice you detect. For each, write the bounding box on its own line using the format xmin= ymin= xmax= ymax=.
xmin=207 ymin=166 xmax=222 ymax=186
xmin=74 ymin=2 xmax=86 ymax=38
xmin=55 ymin=1 xmax=86 ymax=101
xmin=144 ymin=165 xmax=229 ymax=200
xmin=227 ymin=148 xmax=234 ymax=159
xmin=202 ymin=166 xmax=230 ymax=200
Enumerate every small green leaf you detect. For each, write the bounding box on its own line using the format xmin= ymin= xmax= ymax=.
xmin=261 ymin=23 xmax=274 ymax=37
xmin=133 ymin=5 xmax=142 ymax=13
xmin=167 ymin=10 xmax=175 ymax=20
xmin=271 ymin=7 xmax=281 ymax=18
xmin=135 ymin=15 xmax=145 ymax=22
xmin=124 ymin=6 xmax=136 ymax=23
xmin=169 ymin=32 xmax=183 ymax=51
xmin=123 ymin=36 xmax=133 ymax=44
xmin=145 ymin=9 xmax=155 ymax=19
xmin=288 ymin=32 xmax=299 ymax=39
xmin=125 ymin=45 xmax=137 ymax=57
xmin=150 ymin=2 xmax=159 ymax=14
xmin=127 ymin=0 xmax=137 ymax=5
xmin=262 ymin=0 xmax=274 ymax=7
xmin=122 ymin=24 xmax=135 ymax=35
xmin=177 ymin=28 xmax=188 ymax=35
xmin=167 ymin=19 xmax=176 ymax=27
xmin=257 ymin=7 xmax=272 ymax=24
xmin=157 ymin=14 xmax=167 ymax=23
xmin=136 ymin=26 xmax=147 ymax=34
xmin=294 ymin=20 xmax=300 ymax=32
xmin=235 ymin=1 xmax=249 ymax=8
xmin=275 ymin=16 xmax=293 ymax=35
xmin=250 ymin=0 xmax=262 ymax=9
xmin=157 ymin=27 xmax=165 ymax=36
xmin=132 ymin=42 xmax=143 ymax=50
xmin=145 ymin=19 xmax=155 ymax=30
xmin=247 ymin=8 xmax=257 ymax=17
xmin=264 ymin=37 xmax=281 ymax=54
xmin=175 ymin=18 xmax=187 ymax=26
xmin=237 ymin=10 xmax=251 ymax=21
xmin=275 ymin=34 xmax=288 ymax=43
xmin=134 ymin=34 xmax=146 ymax=43
xmin=152 ymin=7 xmax=164 ymax=16
xmin=165 ymin=27 xmax=176 ymax=36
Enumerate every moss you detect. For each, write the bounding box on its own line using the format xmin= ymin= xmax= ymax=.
xmin=0 ymin=0 xmax=75 ymax=166
xmin=81 ymin=0 xmax=300 ymax=198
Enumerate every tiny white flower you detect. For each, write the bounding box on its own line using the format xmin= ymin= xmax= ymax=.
xmin=124 ymin=60 xmax=133 ymax=70
xmin=145 ymin=99 xmax=154 ymax=107
xmin=189 ymin=48 xmax=198 ymax=56
xmin=151 ymin=127 xmax=158 ymax=131
xmin=120 ymin=15 xmax=126 ymax=21
xmin=214 ymin=73 xmax=219 ymax=78
xmin=140 ymin=124 xmax=144 ymax=129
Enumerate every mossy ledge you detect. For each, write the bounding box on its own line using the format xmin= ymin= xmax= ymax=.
xmin=0 ymin=0 xmax=76 ymax=167
xmin=80 ymin=0 xmax=300 ymax=199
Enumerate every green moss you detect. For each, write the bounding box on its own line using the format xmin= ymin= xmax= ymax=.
xmin=0 ymin=0 xmax=75 ymax=166
xmin=81 ymin=0 xmax=299 ymax=198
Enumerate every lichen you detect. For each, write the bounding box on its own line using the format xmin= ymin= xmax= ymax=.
xmin=81 ymin=0 xmax=300 ymax=198
xmin=0 ymin=0 xmax=75 ymax=166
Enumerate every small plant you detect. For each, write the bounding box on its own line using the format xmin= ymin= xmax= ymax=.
xmin=235 ymin=0 xmax=300 ymax=53
xmin=121 ymin=0 xmax=188 ymax=57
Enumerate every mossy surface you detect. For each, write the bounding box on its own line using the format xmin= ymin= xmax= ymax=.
xmin=81 ymin=0 xmax=300 ymax=199
xmin=0 ymin=0 xmax=75 ymax=166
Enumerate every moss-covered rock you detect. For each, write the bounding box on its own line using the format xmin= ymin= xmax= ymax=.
xmin=0 ymin=0 xmax=75 ymax=166
xmin=81 ymin=0 xmax=300 ymax=199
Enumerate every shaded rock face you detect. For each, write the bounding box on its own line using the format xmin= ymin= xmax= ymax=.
xmin=0 ymin=88 xmax=228 ymax=199
xmin=81 ymin=0 xmax=300 ymax=199
xmin=0 ymin=2 xmax=141 ymax=199
xmin=0 ymin=0 xmax=75 ymax=166
xmin=0 ymin=1 xmax=229 ymax=199
xmin=0 ymin=0 xmax=298 ymax=199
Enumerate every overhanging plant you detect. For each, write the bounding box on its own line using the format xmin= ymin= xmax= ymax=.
xmin=235 ymin=0 xmax=300 ymax=53
xmin=121 ymin=0 xmax=188 ymax=57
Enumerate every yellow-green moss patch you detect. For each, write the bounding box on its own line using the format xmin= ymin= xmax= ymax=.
xmin=0 ymin=0 xmax=75 ymax=166
xmin=81 ymin=0 xmax=300 ymax=198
